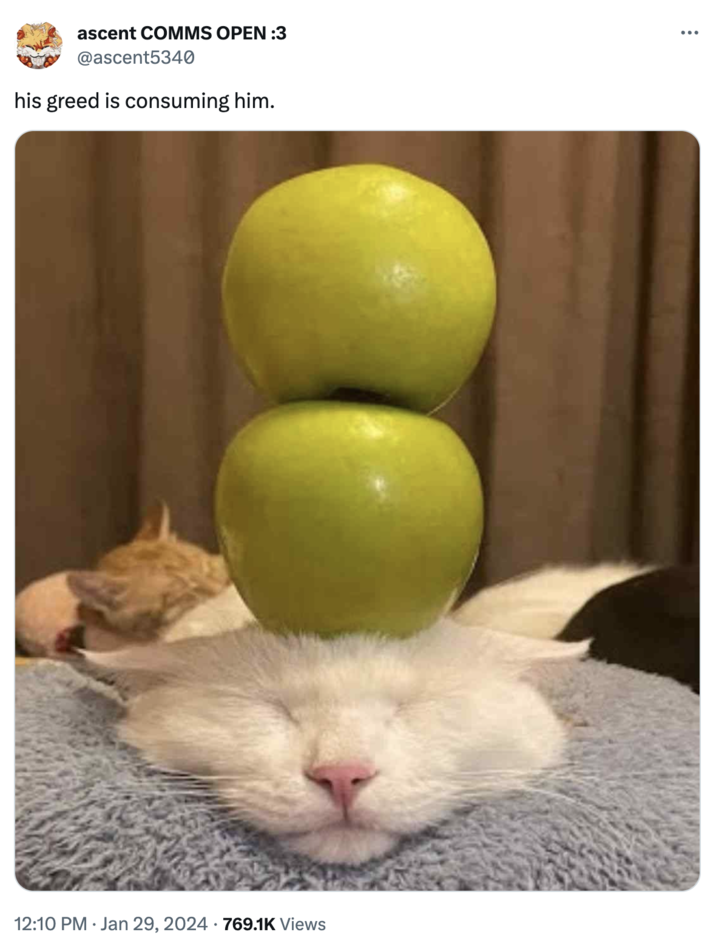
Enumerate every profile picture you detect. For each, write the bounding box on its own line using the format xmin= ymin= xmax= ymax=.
xmin=17 ymin=22 xmax=62 ymax=69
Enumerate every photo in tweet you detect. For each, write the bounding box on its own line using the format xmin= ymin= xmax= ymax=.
xmin=15 ymin=130 xmax=699 ymax=892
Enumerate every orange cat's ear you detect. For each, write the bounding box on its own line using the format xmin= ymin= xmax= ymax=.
xmin=66 ymin=571 xmax=129 ymax=612
xmin=134 ymin=499 xmax=172 ymax=541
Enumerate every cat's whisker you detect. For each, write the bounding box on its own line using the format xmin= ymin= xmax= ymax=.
xmin=454 ymin=762 xmax=697 ymax=782
xmin=154 ymin=773 xmax=253 ymax=782
xmin=451 ymin=780 xmax=639 ymax=851
xmin=82 ymin=787 xmax=223 ymax=800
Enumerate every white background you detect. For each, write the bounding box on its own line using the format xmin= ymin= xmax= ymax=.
xmin=4 ymin=1 xmax=711 ymax=945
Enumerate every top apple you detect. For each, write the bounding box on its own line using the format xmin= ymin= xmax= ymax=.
xmin=222 ymin=164 xmax=496 ymax=414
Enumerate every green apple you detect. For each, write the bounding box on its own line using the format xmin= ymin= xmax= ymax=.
xmin=215 ymin=402 xmax=483 ymax=637
xmin=222 ymin=164 xmax=496 ymax=415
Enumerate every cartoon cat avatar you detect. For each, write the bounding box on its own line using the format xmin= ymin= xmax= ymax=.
xmin=17 ymin=23 xmax=62 ymax=69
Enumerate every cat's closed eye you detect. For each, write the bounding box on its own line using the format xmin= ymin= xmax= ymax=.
xmin=270 ymin=700 xmax=298 ymax=724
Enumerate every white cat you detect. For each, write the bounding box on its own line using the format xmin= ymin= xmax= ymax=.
xmin=87 ymin=564 xmax=643 ymax=865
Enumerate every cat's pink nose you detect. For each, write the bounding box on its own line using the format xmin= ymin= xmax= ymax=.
xmin=308 ymin=762 xmax=377 ymax=810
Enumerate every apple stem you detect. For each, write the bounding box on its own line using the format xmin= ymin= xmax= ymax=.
xmin=329 ymin=388 xmax=392 ymax=405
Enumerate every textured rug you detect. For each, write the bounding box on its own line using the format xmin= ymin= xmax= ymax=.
xmin=15 ymin=658 xmax=699 ymax=890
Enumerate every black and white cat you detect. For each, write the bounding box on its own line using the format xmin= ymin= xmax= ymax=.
xmin=455 ymin=563 xmax=699 ymax=692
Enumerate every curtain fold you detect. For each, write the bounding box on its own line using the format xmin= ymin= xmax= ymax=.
xmin=16 ymin=131 xmax=699 ymax=594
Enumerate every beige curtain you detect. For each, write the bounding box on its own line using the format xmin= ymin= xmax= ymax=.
xmin=16 ymin=132 xmax=699 ymax=597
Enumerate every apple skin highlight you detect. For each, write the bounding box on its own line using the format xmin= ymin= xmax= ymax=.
xmin=222 ymin=164 xmax=496 ymax=416
xmin=215 ymin=402 xmax=484 ymax=638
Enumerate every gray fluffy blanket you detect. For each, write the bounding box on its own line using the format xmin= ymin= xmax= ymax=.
xmin=15 ymin=659 xmax=699 ymax=890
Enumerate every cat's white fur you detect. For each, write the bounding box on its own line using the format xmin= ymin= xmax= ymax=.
xmin=162 ymin=585 xmax=252 ymax=643
xmin=87 ymin=564 xmax=643 ymax=866
xmin=455 ymin=562 xmax=649 ymax=638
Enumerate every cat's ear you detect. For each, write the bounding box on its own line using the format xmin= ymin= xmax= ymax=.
xmin=491 ymin=633 xmax=590 ymax=665
xmin=134 ymin=499 xmax=172 ymax=541
xmin=453 ymin=620 xmax=590 ymax=670
xmin=66 ymin=571 xmax=129 ymax=612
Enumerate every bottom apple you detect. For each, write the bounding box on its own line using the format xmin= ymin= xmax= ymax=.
xmin=215 ymin=401 xmax=483 ymax=637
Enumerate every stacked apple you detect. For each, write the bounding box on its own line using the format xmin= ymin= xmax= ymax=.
xmin=216 ymin=164 xmax=496 ymax=636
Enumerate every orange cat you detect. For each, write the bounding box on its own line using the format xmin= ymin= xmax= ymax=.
xmin=67 ymin=501 xmax=230 ymax=651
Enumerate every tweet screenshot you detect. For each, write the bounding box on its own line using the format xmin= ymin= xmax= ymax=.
xmin=6 ymin=0 xmax=710 ymax=944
